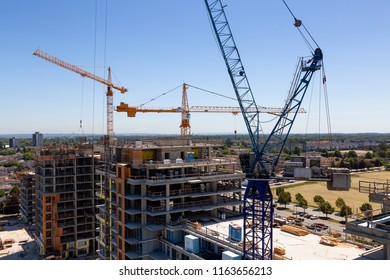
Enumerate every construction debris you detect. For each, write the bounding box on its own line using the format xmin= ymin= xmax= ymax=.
xmin=280 ymin=225 xmax=309 ymax=236
xmin=319 ymin=236 xmax=340 ymax=246
xmin=274 ymin=246 xmax=286 ymax=255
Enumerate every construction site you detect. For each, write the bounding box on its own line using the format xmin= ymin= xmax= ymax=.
xmin=1 ymin=0 xmax=390 ymax=262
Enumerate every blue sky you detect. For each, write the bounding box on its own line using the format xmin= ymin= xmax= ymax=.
xmin=1 ymin=0 xmax=390 ymax=136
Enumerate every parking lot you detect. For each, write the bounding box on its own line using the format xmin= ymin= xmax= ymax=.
xmin=273 ymin=203 xmax=348 ymax=236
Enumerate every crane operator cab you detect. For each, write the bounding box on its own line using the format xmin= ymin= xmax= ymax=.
xmin=302 ymin=48 xmax=323 ymax=72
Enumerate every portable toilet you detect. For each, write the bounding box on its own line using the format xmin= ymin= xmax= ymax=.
xmin=229 ymin=223 xmax=242 ymax=241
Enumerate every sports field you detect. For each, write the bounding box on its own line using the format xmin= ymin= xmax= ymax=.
xmin=272 ymin=170 xmax=390 ymax=214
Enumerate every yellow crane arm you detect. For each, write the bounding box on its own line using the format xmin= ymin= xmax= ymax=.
xmin=116 ymin=102 xmax=183 ymax=117
xmin=33 ymin=48 xmax=127 ymax=94
xmin=189 ymin=106 xmax=305 ymax=115
xmin=116 ymin=102 xmax=305 ymax=117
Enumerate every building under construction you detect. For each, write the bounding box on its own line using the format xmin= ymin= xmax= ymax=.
xmin=95 ymin=138 xmax=245 ymax=260
xmin=19 ymin=171 xmax=36 ymax=225
xmin=34 ymin=146 xmax=99 ymax=259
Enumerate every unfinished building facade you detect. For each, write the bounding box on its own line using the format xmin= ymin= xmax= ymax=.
xmin=96 ymin=139 xmax=245 ymax=260
xmin=34 ymin=146 xmax=98 ymax=259
xmin=19 ymin=171 xmax=36 ymax=225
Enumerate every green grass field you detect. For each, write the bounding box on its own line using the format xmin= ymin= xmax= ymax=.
xmin=271 ymin=170 xmax=390 ymax=214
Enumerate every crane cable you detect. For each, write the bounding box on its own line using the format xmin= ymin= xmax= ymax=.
xmin=79 ymin=78 xmax=85 ymax=136
xmin=102 ymin=0 xmax=109 ymax=135
xmin=283 ymin=0 xmax=333 ymax=149
xmin=138 ymin=84 xmax=182 ymax=107
xmin=186 ymin=84 xmax=236 ymax=101
xmin=282 ymin=0 xmax=320 ymax=52
xmin=322 ymin=63 xmax=333 ymax=147
xmin=91 ymin=0 xmax=98 ymax=137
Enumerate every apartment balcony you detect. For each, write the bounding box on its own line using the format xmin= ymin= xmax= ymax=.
xmin=144 ymin=197 xmax=242 ymax=217
xmin=144 ymin=184 xmax=242 ymax=201
xmin=77 ymin=224 xmax=95 ymax=233
xmin=124 ymin=222 xmax=142 ymax=230
xmin=57 ymin=204 xmax=75 ymax=212
xmin=141 ymin=171 xmax=243 ymax=186
xmin=57 ymin=219 xmax=75 ymax=228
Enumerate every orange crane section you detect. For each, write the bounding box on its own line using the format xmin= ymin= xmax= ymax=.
xmin=116 ymin=83 xmax=305 ymax=137
xmin=33 ymin=48 xmax=127 ymax=138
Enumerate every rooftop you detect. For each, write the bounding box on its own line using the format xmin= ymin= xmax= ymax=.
xmin=200 ymin=217 xmax=370 ymax=260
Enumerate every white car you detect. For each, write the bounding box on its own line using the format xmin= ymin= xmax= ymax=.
xmin=310 ymin=215 xmax=318 ymax=220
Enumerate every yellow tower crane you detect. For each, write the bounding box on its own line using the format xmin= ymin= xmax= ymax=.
xmin=116 ymin=83 xmax=305 ymax=137
xmin=33 ymin=48 xmax=127 ymax=138
xmin=34 ymin=48 xmax=127 ymax=259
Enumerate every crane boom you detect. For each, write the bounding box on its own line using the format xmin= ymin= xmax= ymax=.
xmin=33 ymin=49 xmax=127 ymax=93
xmin=204 ymin=1 xmax=261 ymax=158
xmin=117 ymin=103 xmax=305 ymax=117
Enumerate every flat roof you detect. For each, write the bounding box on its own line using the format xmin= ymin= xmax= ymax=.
xmin=201 ymin=217 xmax=366 ymax=260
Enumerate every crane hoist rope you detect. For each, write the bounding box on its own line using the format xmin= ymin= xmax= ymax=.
xmin=282 ymin=0 xmax=320 ymax=51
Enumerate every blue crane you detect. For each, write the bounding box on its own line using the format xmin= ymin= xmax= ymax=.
xmin=204 ymin=0 xmax=323 ymax=259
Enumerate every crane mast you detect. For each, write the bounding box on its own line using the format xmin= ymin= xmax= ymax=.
xmin=204 ymin=0 xmax=323 ymax=260
xmin=180 ymin=83 xmax=191 ymax=136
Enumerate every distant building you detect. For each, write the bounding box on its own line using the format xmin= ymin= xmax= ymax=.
xmin=32 ymin=132 xmax=43 ymax=147
xmin=9 ymin=137 xmax=20 ymax=148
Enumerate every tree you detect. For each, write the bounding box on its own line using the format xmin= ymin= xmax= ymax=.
xmin=335 ymin=197 xmax=346 ymax=209
xmin=295 ymin=193 xmax=307 ymax=212
xmin=359 ymin=203 xmax=373 ymax=213
xmin=224 ymin=138 xmax=233 ymax=148
xmin=276 ymin=187 xmax=285 ymax=197
xmin=313 ymin=195 xmax=325 ymax=207
xmin=299 ymin=198 xmax=308 ymax=213
xmin=319 ymin=201 xmax=335 ymax=218
xmin=23 ymin=150 xmax=35 ymax=160
xmin=0 ymin=190 xmax=5 ymax=198
xmin=347 ymin=150 xmax=358 ymax=158
xmin=278 ymin=191 xmax=292 ymax=208
xmin=334 ymin=150 xmax=342 ymax=158
xmin=283 ymin=147 xmax=291 ymax=155
xmin=295 ymin=193 xmax=304 ymax=203
xmin=293 ymin=146 xmax=301 ymax=156
xmin=365 ymin=152 xmax=373 ymax=159
xmin=339 ymin=205 xmax=353 ymax=218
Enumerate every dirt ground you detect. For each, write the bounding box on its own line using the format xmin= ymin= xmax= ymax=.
xmin=272 ymin=170 xmax=390 ymax=214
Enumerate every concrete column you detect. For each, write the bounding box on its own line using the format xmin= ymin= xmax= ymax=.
xmin=165 ymin=183 xmax=171 ymax=223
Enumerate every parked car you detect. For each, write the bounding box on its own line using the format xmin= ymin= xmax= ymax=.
xmin=313 ymin=222 xmax=328 ymax=230
xmin=306 ymin=224 xmax=316 ymax=230
xmin=310 ymin=215 xmax=318 ymax=220
xmin=304 ymin=214 xmax=312 ymax=219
